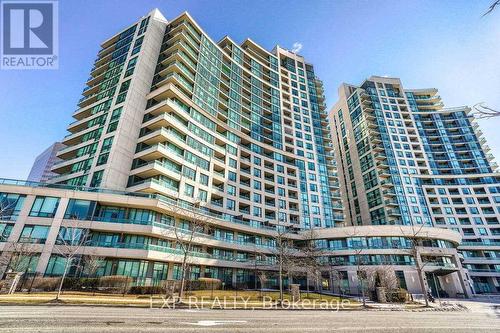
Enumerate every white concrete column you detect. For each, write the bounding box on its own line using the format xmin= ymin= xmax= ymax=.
xmin=452 ymin=253 xmax=473 ymax=298
xmin=166 ymin=262 xmax=175 ymax=280
xmin=347 ymin=270 xmax=358 ymax=295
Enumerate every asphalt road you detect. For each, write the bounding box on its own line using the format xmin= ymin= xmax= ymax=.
xmin=0 ymin=305 xmax=499 ymax=332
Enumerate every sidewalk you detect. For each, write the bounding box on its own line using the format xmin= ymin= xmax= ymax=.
xmin=1 ymin=292 xmax=486 ymax=311
xmin=0 ymin=292 xmax=361 ymax=310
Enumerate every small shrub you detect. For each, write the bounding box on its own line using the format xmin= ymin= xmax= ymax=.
xmin=197 ymin=278 xmax=221 ymax=290
xmin=386 ymin=288 xmax=409 ymax=303
xmin=62 ymin=277 xmax=99 ymax=290
xmin=31 ymin=277 xmax=61 ymax=291
xmin=98 ymin=275 xmax=132 ymax=293
xmin=129 ymin=285 xmax=165 ymax=295
xmin=185 ymin=278 xmax=222 ymax=291
xmin=161 ymin=280 xmax=180 ymax=295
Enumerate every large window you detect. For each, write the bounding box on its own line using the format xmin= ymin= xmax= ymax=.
xmin=57 ymin=227 xmax=87 ymax=245
xmin=0 ymin=193 xmax=26 ymax=220
xmin=29 ymin=196 xmax=60 ymax=218
xmin=116 ymin=259 xmax=148 ymax=279
xmin=19 ymin=225 xmax=50 ymax=244
xmin=45 ymin=255 xmax=70 ymax=276
xmin=8 ymin=254 xmax=39 ymax=273
xmin=65 ymin=199 xmax=95 ymax=219
xmin=0 ymin=223 xmax=14 ymax=241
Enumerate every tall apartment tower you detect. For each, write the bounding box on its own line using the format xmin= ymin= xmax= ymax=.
xmin=49 ymin=9 xmax=343 ymax=229
xmin=330 ymin=76 xmax=500 ymax=293
xmin=0 ymin=12 xmax=475 ymax=297
xmin=27 ymin=142 xmax=65 ymax=182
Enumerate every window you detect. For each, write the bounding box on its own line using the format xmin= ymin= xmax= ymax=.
xmin=19 ymin=225 xmax=49 ymax=244
xmin=182 ymin=166 xmax=196 ymax=180
xmin=101 ymin=136 xmax=114 ymax=153
xmin=45 ymin=255 xmax=74 ymax=276
xmin=226 ymin=199 xmax=235 ymax=211
xmin=0 ymin=193 xmax=26 ymax=220
xmin=184 ymin=184 xmax=194 ymax=197
xmin=29 ymin=196 xmax=60 ymax=218
xmin=473 ymin=217 xmax=483 ymax=225
xmin=199 ymin=174 xmax=209 ymax=186
xmin=198 ymin=190 xmax=207 ymax=202
xmin=0 ymin=223 xmax=14 ymax=241
xmin=253 ymin=207 xmax=261 ymax=217
xmin=227 ymin=184 xmax=236 ymax=196
xmin=65 ymin=199 xmax=94 ymax=219
xmin=57 ymin=227 xmax=86 ymax=245
xmin=90 ymin=170 xmax=103 ymax=187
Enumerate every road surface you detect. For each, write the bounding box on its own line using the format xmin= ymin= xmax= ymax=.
xmin=0 ymin=304 xmax=499 ymax=332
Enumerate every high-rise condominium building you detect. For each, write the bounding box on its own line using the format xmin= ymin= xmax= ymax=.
xmin=27 ymin=142 xmax=65 ymax=183
xmin=49 ymin=9 xmax=342 ymax=230
xmin=0 ymin=11 xmax=474 ymax=297
xmin=329 ymin=76 xmax=500 ymax=293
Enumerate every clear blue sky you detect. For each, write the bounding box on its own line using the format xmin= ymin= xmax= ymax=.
xmin=0 ymin=0 xmax=499 ymax=179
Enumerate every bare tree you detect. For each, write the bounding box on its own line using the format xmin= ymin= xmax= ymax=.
xmin=354 ymin=247 xmax=370 ymax=307
xmin=400 ymin=224 xmax=432 ymax=307
xmin=53 ymin=220 xmax=90 ymax=301
xmin=329 ymin=267 xmax=343 ymax=296
xmin=271 ymin=226 xmax=296 ymax=304
xmin=0 ymin=242 xmax=38 ymax=278
xmin=161 ymin=200 xmax=211 ymax=300
xmin=300 ymin=228 xmax=323 ymax=296
xmin=248 ymin=239 xmax=270 ymax=291
xmin=472 ymin=102 xmax=500 ymax=119
xmin=80 ymin=251 xmax=105 ymax=278
xmin=343 ymin=225 xmax=370 ymax=307
xmin=0 ymin=199 xmax=41 ymax=285
xmin=374 ymin=266 xmax=399 ymax=291
xmin=482 ymin=0 xmax=499 ymax=17
xmin=257 ymin=270 xmax=268 ymax=296
xmin=0 ymin=198 xmax=14 ymax=221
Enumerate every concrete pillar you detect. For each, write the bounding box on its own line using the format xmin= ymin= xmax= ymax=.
xmin=231 ymin=269 xmax=238 ymax=287
xmin=347 ymin=270 xmax=358 ymax=295
xmin=329 ymin=271 xmax=335 ymax=293
xmin=403 ymin=270 xmax=421 ymax=294
xmin=290 ymin=284 xmax=300 ymax=301
xmin=414 ymin=249 xmax=429 ymax=297
xmin=166 ymin=262 xmax=175 ymax=280
xmin=199 ymin=265 xmax=206 ymax=278
xmin=452 ymin=253 xmax=473 ymax=298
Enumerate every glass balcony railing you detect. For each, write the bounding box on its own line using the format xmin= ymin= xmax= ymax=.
xmin=0 ymin=178 xmax=278 ymax=232
xmin=86 ymin=240 xmax=275 ymax=262
xmin=460 ymin=241 xmax=500 ymax=247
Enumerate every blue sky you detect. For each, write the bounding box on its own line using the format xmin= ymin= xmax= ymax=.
xmin=0 ymin=0 xmax=499 ymax=179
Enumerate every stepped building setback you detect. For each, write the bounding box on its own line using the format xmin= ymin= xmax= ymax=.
xmin=1 ymin=9 xmax=497 ymax=297
xmin=330 ymin=76 xmax=500 ymax=294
